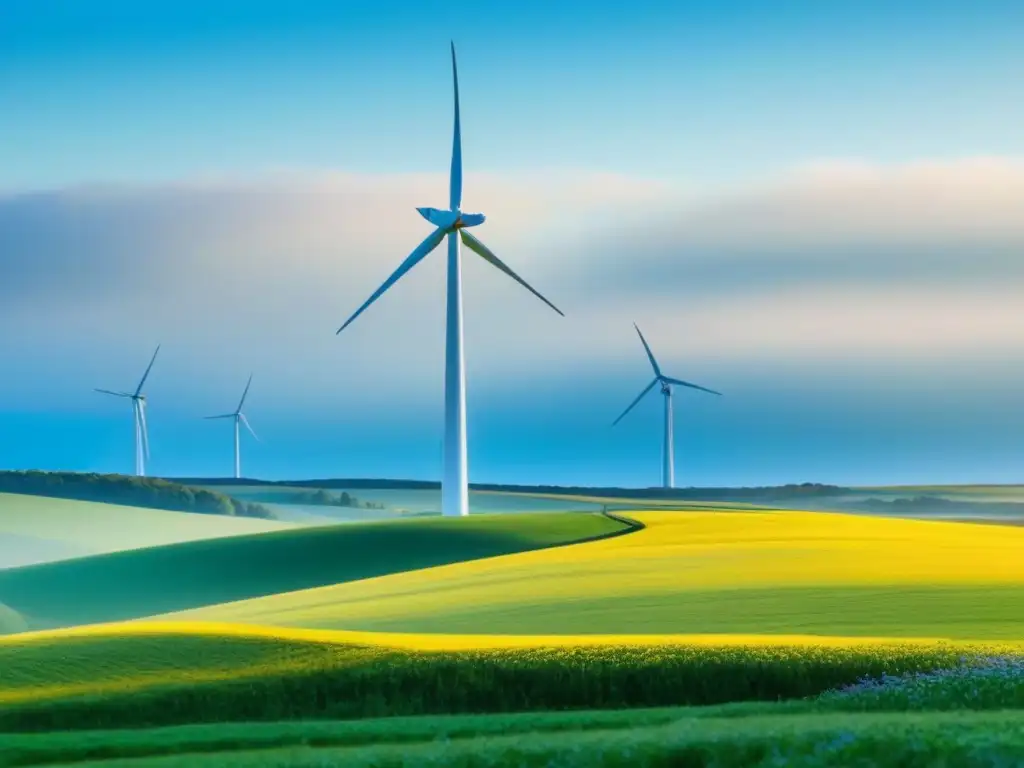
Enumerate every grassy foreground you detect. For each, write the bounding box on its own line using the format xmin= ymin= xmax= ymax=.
xmin=0 ymin=512 xmax=629 ymax=631
xmin=1 ymin=506 xmax=1022 ymax=765
xmin=173 ymin=510 xmax=1024 ymax=638
xmin=0 ymin=623 xmax=1019 ymax=731
xmin=2 ymin=710 xmax=1023 ymax=767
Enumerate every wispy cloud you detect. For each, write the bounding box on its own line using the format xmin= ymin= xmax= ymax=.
xmin=563 ymin=156 xmax=1024 ymax=299
xmin=2 ymin=159 xmax=1022 ymax=414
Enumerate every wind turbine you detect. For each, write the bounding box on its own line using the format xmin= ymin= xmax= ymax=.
xmin=204 ymin=374 xmax=259 ymax=480
xmin=612 ymin=325 xmax=721 ymax=489
xmin=335 ymin=43 xmax=564 ymax=517
xmin=95 ymin=345 xmax=160 ymax=477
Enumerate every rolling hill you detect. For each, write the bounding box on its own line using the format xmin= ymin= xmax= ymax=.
xmin=0 ymin=493 xmax=294 ymax=569
xmin=0 ymin=512 xmax=630 ymax=631
xmin=0 ymin=602 xmax=26 ymax=634
xmin=171 ymin=510 xmax=1024 ymax=639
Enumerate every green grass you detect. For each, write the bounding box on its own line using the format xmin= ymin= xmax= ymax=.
xmin=0 ymin=603 xmax=26 ymax=635
xmin=2 ymin=710 xmax=1024 ymax=766
xmin=0 ymin=493 xmax=293 ymax=569
xmin=0 ymin=512 xmax=630 ymax=631
xmin=0 ymin=628 xmax=1017 ymax=732
xmin=1 ymin=656 xmax=1021 ymax=764
xmin=818 ymin=656 xmax=1024 ymax=712
xmin=209 ymin=583 xmax=1024 ymax=639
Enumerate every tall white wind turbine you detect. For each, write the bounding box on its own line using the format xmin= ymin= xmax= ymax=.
xmin=95 ymin=345 xmax=160 ymax=477
xmin=612 ymin=325 xmax=721 ymax=489
xmin=204 ymin=374 xmax=259 ymax=480
xmin=336 ymin=43 xmax=564 ymax=517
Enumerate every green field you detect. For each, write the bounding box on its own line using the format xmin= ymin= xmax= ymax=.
xmin=0 ymin=512 xmax=629 ymax=631
xmin=4 ymin=710 xmax=1024 ymax=767
xmin=2 ymin=494 xmax=1023 ymax=765
xmin=0 ymin=625 xmax=1017 ymax=730
xmin=0 ymin=602 xmax=26 ymax=634
xmin=0 ymin=492 xmax=294 ymax=569
xmin=0 ymin=625 xmax=1021 ymax=765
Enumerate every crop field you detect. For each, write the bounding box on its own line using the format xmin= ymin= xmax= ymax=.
xmin=0 ymin=622 xmax=1019 ymax=728
xmin=1 ymin=710 xmax=1023 ymax=767
xmin=0 ymin=512 xmax=628 ymax=631
xmin=0 ymin=624 xmax=1021 ymax=765
xmin=171 ymin=510 xmax=1024 ymax=639
xmin=0 ymin=493 xmax=295 ymax=569
xmin=1 ymin=503 xmax=1022 ymax=765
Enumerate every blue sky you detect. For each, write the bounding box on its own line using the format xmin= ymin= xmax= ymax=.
xmin=5 ymin=0 xmax=1024 ymax=187
xmin=1 ymin=1 xmax=1023 ymax=486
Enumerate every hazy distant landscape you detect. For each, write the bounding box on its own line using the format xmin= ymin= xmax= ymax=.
xmin=0 ymin=477 xmax=1022 ymax=767
xmin=4 ymin=1 xmax=1024 ymax=762
xmin=194 ymin=477 xmax=1024 ymax=525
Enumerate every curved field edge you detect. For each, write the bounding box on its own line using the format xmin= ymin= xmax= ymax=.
xmin=0 ymin=625 xmax=1020 ymax=731
xmin=0 ymin=511 xmax=633 ymax=632
xmin=171 ymin=509 xmax=1024 ymax=639
xmin=8 ymin=619 xmax=1023 ymax=651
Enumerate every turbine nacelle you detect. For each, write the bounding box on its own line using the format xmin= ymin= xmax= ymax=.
xmin=611 ymin=324 xmax=722 ymax=427
xmin=416 ymin=207 xmax=486 ymax=231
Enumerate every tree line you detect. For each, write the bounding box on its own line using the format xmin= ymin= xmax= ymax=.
xmin=0 ymin=471 xmax=277 ymax=520
xmin=285 ymin=489 xmax=385 ymax=509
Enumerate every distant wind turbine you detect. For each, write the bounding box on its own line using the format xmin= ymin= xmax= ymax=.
xmin=335 ymin=43 xmax=564 ymax=517
xmin=95 ymin=345 xmax=160 ymax=477
xmin=612 ymin=325 xmax=721 ymax=489
xmin=204 ymin=374 xmax=259 ymax=480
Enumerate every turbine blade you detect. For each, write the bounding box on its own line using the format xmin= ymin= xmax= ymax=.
xmin=236 ymin=373 xmax=253 ymax=413
xmin=203 ymin=413 xmax=235 ymax=420
xmin=662 ymin=376 xmax=723 ymax=396
xmin=336 ymin=227 xmax=446 ymax=334
xmin=449 ymin=41 xmax=462 ymax=211
xmin=138 ymin=401 xmax=151 ymax=459
xmin=612 ymin=378 xmax=659 ymax=426
xmin=460 ymin=230 xmax=564 ymax=317
xmin=95 ymin=388 xmax=132 ymax=398
xmin=633 ymin=323 xmax=661 ymax=377
xmin=240 ymin=413 xmax=260 ymax=442
xmin=134 ymin=344 xmax=161 ymax=397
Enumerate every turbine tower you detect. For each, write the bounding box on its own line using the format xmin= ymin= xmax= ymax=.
xmin=95 ymin=345 xmax=160 ymax=477
xmin=612 ymin=325 xmax=721 ymax=489
xmin=204 ymin=374 xmax=259 ymax=480
xmin=336 ymin=43 xmax=564 ymax=517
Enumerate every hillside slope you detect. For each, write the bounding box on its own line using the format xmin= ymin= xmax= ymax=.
xmin=0 ymin=493 xmax=294 ymax=569
xmin=0 ymin=602 xmax=26 ymax=634
xmin=0 ymin=471 xmax=275 ymax=519
xmin=0 ymin=512 xmax=630 ymax=631
xmin=173 ymin=511 xmax=1024 ymax=639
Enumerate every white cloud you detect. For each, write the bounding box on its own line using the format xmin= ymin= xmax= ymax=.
xmin=565 ymin=156 xmax=1024 ymax=299
xmin=2 ymin=159 xmax=1023 ymax=412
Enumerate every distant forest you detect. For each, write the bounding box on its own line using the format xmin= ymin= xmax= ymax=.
xmin=850 ymin=495 xmax=1024 ymax=517
xmin=0 ymin=471 xmax=276 ymax=520
xmin=177 ymin=477 xmax=850 ymax=501
xmin=280 ymin=489 xmax=385 ymax=509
